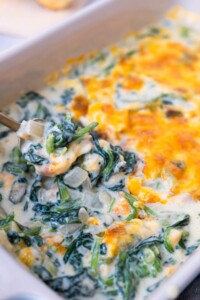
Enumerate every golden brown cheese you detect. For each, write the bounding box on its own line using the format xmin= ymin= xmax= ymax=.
xmin=104 ymin=219 xmax=160 ymax=257
xmin=71 ymin=17 xmax=200 ymax=201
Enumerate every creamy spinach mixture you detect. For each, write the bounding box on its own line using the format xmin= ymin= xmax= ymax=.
xmin=1 ymin=7 xmax=200 ymax=300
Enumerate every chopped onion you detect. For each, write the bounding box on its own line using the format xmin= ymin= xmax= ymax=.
xmin=82 ymin=191 xmax=101 ymax=208
xmin=63 ymin=167 xmax=88 ymax=188
xmin=78 ymin=207 xmax=89 ymax=224
xmin=103 ymin=214 xmax=114 ymax=226
xmin=38 ymin=188 xmax=49 ymax=204
xmin=68 ymin=188 xmax=82 ymax=200
xmin=43 ymin=177 xmax=55 ymax=189
xmin=98 ymin=189 xmax=112 ymax=208
xmin=17 ymin=120 xmax=44 ymax=139
xmin=81 ymin=177 xmax=92 ymax=190
xmin=0 ymin=207 xmax=7 ymax=219
xmin=68 ymin=188 xmax=82 ymax=199
xmin=59 ymin=224 xmax=82 ymax=235
xmin=9 ymin=179 xmax=27 ymax=204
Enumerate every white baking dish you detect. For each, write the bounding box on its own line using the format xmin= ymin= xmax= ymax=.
xmin=0 ymin=0 xmax=200 ymax=299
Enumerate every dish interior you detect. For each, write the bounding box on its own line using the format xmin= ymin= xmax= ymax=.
xmin=1 ymin=5 xmax=200 ymax=300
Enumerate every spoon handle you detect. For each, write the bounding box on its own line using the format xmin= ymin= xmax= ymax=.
xmin=0 ymin=112 xmax=20 ymax=132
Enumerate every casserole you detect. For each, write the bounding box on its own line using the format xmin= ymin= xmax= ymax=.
xmin=2 ymin=2 xmax=199 ymax=300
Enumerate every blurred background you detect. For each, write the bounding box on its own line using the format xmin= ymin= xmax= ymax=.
xmin=0 ymin=0 xmax=96 ymax=52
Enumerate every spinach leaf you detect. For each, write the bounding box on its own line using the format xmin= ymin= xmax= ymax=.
xmin=63 ymin=232 xmax=93 ymax=265
xmin=108 ymin=198 xmax=116 ymax=213
xmin=90 ymin=132 xmax=107 ymax=179
xmin=106 ymin=179 xmax=125 ymax=191
xmin=47 ymin=270 xmax=97 ymax=298
xmin=32 ymin=201 xmax=81 ymax=227
xmin=186 ymin=240 xmax=200 ymax=256
xmin=7 ymin=227 xmax=43 ymax=247
xmin=46 ymin=134 xmax=55 ymax=154
xmin=6 ymin=217 xmax=43 ymax=246
xmin=146 ymin=277 xmax=166 ymax=293
xmin=68 ymin=250 xmax=83 ymax=272
xmin=180 ymin=26 xmax=191 ymax=38
xmin=73 ymin=122 xmax=98 ymax=141
xmin=30 ymin=175 xmax=42 ymax=202
xmin=17 ymin=91 xmax=44 ymax=108
xmin=103 ymin=62 xmax=115 ymax=75
xmin=7 ymin=231 xmax=23 ymax=245
xmin=163 ymin=227 xmax=185 ymax=253
xmin=100 ymin=243 xmax=107 ymax=255
xmin=126 ymin=210 xmax=137 ymax=221
xmin=90 ymin=239 xmax=100 ymax=276
xmin=23 ymin=201 xmax=29 ymax=211
xmin=32 ymin=202 xmax=55 ymax=213
xmin=0 ymin=129 xmax=11 ymax=139
xmin=124 ymin=192 xmax=137 ymax=205
xmin=0 ymin=212 xmax=14 ymax=230
xmin=61 ymin=88 xmax=75 ymax=105
xmin=144 ymin=206 xmax=158 ymax=217
xmin=11 ymin=147 xmax=22 ymax=163
xmin=115 ymin=253 xmax=136 ymax=300
xmin=122 ymin=151 xmax=138 ymax=174
xmin=23 ymin=147 xmax=49 ymax=165
xmin=125 ymin=50 xmax=137 ymax=57
xmin=46 ymin=115 xmax=78 ymax=150
xmin=90 ymin=133 xmax=137 ymax=184
xmin=3 ymin=161 xmax=24 ymax=176
xmin=10 ymin=146 xmax=33 ymax=173
xmin=124 ymin=192 xmax=137 ymax=220
xmin=37 ymin=208 xmax=80 ymax=226
xmin=98 ymin=275 xmax=116 ymax=295
xmin=130 ymin=236 xmax=163 ymax=255
xmin=139 ymin=27 xmax=160 ymax=39
xmin=34 ymin=265 xmax=52 ymax=281
xmin=102 ymin=148 xmax=114 ymax=176
xmin=135 ymin=245 xmax=162 ymax=278
xmin=110 ymin=145 xmax=137 ymax=175
xmin=0 ymin=213 xmax=42 ymax=246
xmin=16 ymin=221 xmax=41 ymax=236
xmin=114 ymin=236 xmax=163 ymax=298
xmin=57 ymin=177 xmax=70 ymax=202
xmin=34 ymin=103 xmax=50 ymax=119
xmin=44 ymin=116 xmax=97 ymax=154
xmin=56 ymin=198 xmax=81 ymax=212
xmin=47 ymin=115 xmax=98 ymax=152
xmin=169 ymin=214 xmax=190 ymax=228
xmin=160 ymin=93 xmax=186 ymax=106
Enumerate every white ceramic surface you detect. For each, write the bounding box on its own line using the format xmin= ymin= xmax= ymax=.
xmin=0 ymin=34 xmax=24 ymax=52
xmin=0 ymin=0 xmax=175 ymax=107
xmin=0 ymin=0 xmax=200 ymax=299
xmin=0 ymin=0 xmax=93 ymax=37
xmin=0 ymin=246 xmax=61 ymax=300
